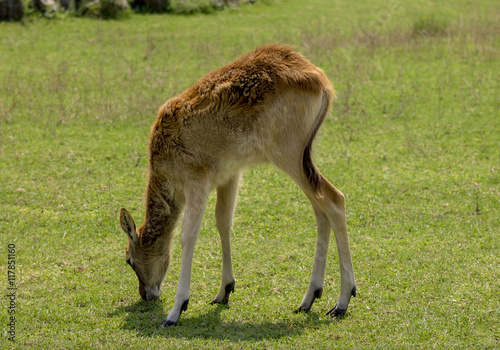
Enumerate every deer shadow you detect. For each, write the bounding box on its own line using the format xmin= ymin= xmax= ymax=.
xmin=110 ymin=299 xmax=344 ymax=341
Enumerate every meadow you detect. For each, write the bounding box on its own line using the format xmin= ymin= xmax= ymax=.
xmin=0 ymin=0 xmax=499 ymax=348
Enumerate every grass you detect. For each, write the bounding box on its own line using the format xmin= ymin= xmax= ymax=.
xmin=1 ymin=0 xmax=499 ymax=348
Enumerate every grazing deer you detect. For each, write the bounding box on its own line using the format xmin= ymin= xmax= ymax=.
xmin=119 ymin=44 xmax=356 ymax=326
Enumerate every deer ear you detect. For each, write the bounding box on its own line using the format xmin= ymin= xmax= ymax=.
xmin=119 ymin=208 xmax=138 ymax=244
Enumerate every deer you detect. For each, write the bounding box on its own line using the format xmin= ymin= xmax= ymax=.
xmin=119 ymin=44 xmax=356 ymax=326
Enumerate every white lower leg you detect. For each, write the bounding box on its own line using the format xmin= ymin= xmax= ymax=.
xmin=329 ymin=216 xmax=356 ymax=314
xmin=163 ymin=187 xmax=208 ymax=326
xmin=164 ymin=231 xmax=198 ymax=325
xmin=213 ymin=233 xmax=235 ymax=303
xmin=317 ymin=181 xmax=356 ymax=316
xmin=297 ymin=210 xmax=331 ymax=312
xmin=213 ymin=177 xmax=238 ymax=304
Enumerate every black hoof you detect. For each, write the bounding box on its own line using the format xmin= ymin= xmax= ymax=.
xmin=161 ymin=299 xmax=189 ymax=327
xmin=293 ymin=306 xmax=310 ymax=314
xmin=181 ymin=299 xmax=189 ymax=312
xmin=211 ymin=282 xmax=235 ymax=305
xmin=293 ymin=288 xmax=322 ymax=314
xmin=161 ymin=319 xmax=177 ymax=327
xmin=326 ymin=304 xmax=347 ymax=317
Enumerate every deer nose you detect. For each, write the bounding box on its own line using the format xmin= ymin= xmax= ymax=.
xmin=145 ymin=291 xmax=159 ymax=301
xmin=144 ymin=285 xmax=161 ymax=301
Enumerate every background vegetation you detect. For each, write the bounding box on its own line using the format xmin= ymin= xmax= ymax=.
xmin=1 ymin=0 xmax=251 ymax=21
xmin=1 ymin=0 xmax=499 ymax=348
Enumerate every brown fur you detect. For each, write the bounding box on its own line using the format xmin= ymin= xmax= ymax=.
xmin=149 ymin=44 xmax=334 ymax=197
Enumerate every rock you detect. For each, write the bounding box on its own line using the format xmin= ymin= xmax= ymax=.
xmin=79 ymin=0 xmax=129 ymax=18
xmin=0 ymin=0 xmax=24 ymax=21
xmin=130 ymin=0 xmax=169 ymax=13
xmin=32 ymin=0 xmax=60 ymax=13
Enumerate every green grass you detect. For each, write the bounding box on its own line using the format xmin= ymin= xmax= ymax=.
xmin=1 ymin=0 xmax=499 ymax=348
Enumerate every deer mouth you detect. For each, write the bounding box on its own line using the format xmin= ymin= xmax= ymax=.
xmin=144 ymin=284 xmax=161 ymax=301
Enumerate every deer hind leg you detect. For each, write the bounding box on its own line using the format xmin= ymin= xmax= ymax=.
xmin=308 ymin=175 xmax=356 ymax=316
xmin=162 ymin=180 xmax=211 ymax=326
xmin=294 ymin=195 xmax=332 ymax=313
xmin=211 ymin=175 xmax=239 ymax=305
xmin=269 ymin=153 xmax=356 ymax=316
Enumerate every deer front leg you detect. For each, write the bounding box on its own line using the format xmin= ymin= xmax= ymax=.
xmin=211 ymin=175 xmax=239 ymax=305
xmin=161 ymin=184 xmax=209 ymax=326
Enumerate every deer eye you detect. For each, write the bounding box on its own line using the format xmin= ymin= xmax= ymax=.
xmin=126 ymin=258 xmax=132 ymax=266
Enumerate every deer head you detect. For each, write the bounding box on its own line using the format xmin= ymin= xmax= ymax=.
xmin=119 ymin=208 xmax=170 ymax=301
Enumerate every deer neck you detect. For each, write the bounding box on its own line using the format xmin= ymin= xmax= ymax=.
xmin=139 ymin=175 xmax=183 ymax=249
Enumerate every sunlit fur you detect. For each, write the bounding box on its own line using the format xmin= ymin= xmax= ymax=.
xmin=119 ymin=44 xmax=356 ymax=324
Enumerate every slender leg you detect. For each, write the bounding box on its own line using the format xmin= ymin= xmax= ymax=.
xmin=211 ymin=175 xmax=239 ymax=305
xmin=162 ymin=182 xmax=210 ymax=326
xmin=295 ymin=177 xmax=356 ymax=316
xmin=270 ymin=154 xmax=356 ymax=316
xmin=319 ymin=176 xmax=356 ymax=316
xmin=294 ymin=197 xmax=331 ymax=313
